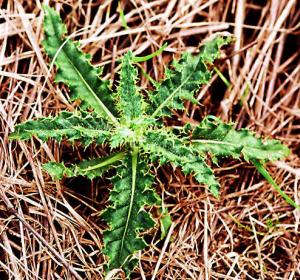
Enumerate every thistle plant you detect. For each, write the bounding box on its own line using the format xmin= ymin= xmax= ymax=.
xmin=10 ymin=5 xmax=293 ymax=278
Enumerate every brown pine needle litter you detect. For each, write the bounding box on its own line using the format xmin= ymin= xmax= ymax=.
xmin=0 ymin=0 xmax=299 ymax=279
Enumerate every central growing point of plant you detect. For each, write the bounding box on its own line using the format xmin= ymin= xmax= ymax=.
xmin=10 ymin=5 xmax=292 ymax=278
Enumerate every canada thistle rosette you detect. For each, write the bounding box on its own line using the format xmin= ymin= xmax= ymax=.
xmin=9 ymin=5 xmax=292 ymax=278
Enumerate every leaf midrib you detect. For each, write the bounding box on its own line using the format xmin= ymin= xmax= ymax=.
xmin=151 ymin=74 xmax=191 ymax=118
xmin=192 ymin=139 xmax=282 ymax=151
xmin=151 ymin=55 xmax=206 ymax=118
xmin=119 ymin=147 xmax=138 ymax=258
xmin=192 ymin=139 xmax=238 ymax=147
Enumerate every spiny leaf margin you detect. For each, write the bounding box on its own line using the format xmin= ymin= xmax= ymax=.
xmin=191 ymin=116 xmax=290 ymax=163
xmin=9 ymin=110 xmax=111 ymax=146
xmin=102 ymin=151 xmax=160 ymax=275
xmin=115 ymin=51 xmax=146 ymax=124
xmin=42 ymin=5 xmax=118 ymax=123
xmin=149 ymin=34 xmax=233 ymax=118
xmin=142 ymin=129 xmax=220 ymax=196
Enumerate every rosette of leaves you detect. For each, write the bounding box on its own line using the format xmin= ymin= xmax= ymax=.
xmin=9 ymin=5 xmax=292 ymax=278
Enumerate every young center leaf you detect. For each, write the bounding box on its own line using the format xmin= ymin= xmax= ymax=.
xmin=115 ymin=51 xmax=146 ymax=124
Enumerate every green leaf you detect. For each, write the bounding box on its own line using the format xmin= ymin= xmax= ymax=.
xmin=42 ymin=5 xmax=118 ymax=124
xmin=43 ymin=152 xmax=126 ymax=180
xmin=150 ymin=34 xmax=233 ymax=118
xmin=132 ymin=43 xmax=168 ymax=63
xmin=118 ymin=1 xmax=129 ymax=30
xmin=252 ymin=160 xmax=300 ymax=210
xmin=42 ymin=162 xmax=72 ymax=180
xmin=142 ymin=129 xmax=220 ymax=196
xmin=192 ymin=116 xmax=290 ymax=162
xmin=102 ymin=149 xmax=160 ymax=276
xmin=9 ymin=111 xmax=111 ymax=146
xmin=115 ymin=52 xmax=146 ymax=124
xmin=160 ymin=209 xmax=172 ymax=239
